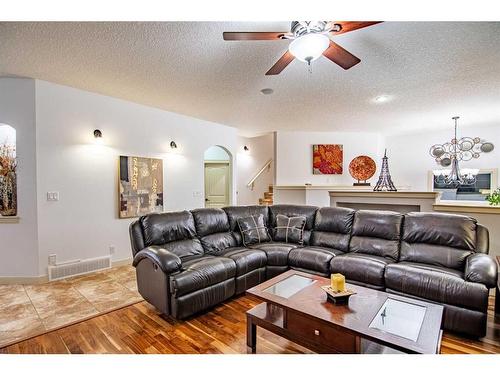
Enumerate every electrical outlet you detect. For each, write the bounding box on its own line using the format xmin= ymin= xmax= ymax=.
xmin=109 ymin=245 xmax=116 ymax=255
xmin=47 ymin=191 xmax=60 ymax=201
xmin=48 ymin=254 xmax=57 ymax=266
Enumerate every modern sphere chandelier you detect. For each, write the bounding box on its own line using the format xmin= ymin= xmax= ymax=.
xmin=430 ymin=116 xmax=494 ymax=187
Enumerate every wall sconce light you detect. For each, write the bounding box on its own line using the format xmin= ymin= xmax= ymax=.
xmin=243 ymin=145 xmax=249 ymax=152
xmin=170 ymin=141 xmax=178 ymax=149
xmin=93 ymin=129 xmax=104 ymax=145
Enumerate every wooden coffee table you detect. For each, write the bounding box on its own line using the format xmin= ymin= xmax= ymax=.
xmin=246 ymin=270 xmax=444 ymax=354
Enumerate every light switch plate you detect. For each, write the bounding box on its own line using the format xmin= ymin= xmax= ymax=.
xmin=48 ymin=254 xmax=57 ymax=266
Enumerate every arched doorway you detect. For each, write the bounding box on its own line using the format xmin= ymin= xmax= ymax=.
xmin=203 ymin=145 xmax=232 ymax=208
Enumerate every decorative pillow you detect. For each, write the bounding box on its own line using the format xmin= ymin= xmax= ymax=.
xmin=237 ymin=214 xmax=271 ymax=246
xmin=274 ymin=214 xmax=307 ymax=245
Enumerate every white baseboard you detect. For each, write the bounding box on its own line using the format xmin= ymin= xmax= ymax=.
xmin=111 ymin=257 xmax=133 ymax=268
xmin=0 ymin=257 xmax=133 ymax=285
xmin=0 ymin=275 xmax=49 ymax=285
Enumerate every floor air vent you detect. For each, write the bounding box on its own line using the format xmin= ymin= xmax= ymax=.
xmin=48 ymin=256 xmax=112 ymax=281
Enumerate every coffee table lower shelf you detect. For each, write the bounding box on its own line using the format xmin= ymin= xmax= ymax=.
xmin=246 ymin=302 xmax=441 ymax=354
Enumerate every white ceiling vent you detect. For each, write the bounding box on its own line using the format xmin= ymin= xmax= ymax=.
xmin=48 ymin=256 xmax=112 ymax=281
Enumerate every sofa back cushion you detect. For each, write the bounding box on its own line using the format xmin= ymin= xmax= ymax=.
xmin=310 ymin=207 xmax=355 ymax=252
xmin=130 ymin=220 xmax=146 ymax=256
xmin=401 ymin=212 xmax=477 ymax=269
xmin=476 ymin=224 xmax=489 ymax=254
xmin=191 ymin=208 xmax=230 ymax=236
xmin=349 ymin=210 xmax=403 ymax=260
xmin=223 ymin=205 xmax=269 ymax=245
xmin=139 ymin=211 xmax=204 ymax=259
xmin=191 ymin=208 xmax=237 ymax=255
xmin=269 ymin=205 xmax=318 ymax=245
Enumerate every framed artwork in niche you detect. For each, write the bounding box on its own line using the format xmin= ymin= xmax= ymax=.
xmin=312 ymin=144 xmax=343 ymax=175
xmin=0 ymin=124 xmax=17 ymax=217
xmin=119 ymin=155 xmax=163 ymax=218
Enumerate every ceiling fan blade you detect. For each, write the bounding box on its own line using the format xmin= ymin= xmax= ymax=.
xmin=265 ymin=51 xmax=295 ymax=75
xmin=323 ymin=41 xmax=361 ymax=70
xmin=332 ymin=21 xmax=382 ymax=35
xmin=223 ymin=32 xmax=287 ymax=41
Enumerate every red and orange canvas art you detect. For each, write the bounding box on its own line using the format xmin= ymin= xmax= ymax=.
xmin=312 ymin=144 xmax=343 ymax=175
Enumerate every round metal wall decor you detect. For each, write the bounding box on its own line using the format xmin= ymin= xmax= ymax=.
xmin=349 ymin=155 xmax=376 ymax=182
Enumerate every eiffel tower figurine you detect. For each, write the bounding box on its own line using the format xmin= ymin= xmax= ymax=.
xmin=373 ymin=149 xmax=397 ymax=192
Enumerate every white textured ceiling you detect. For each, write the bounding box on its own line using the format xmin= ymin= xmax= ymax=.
xmin=1 ymin=22 xmax=500 ymax=136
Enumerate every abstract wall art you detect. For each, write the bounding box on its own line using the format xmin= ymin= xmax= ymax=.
xmin=119 ymin=155 xmax=163 ymax=218
xmin=312 ymin=144 xmax=343 ymax=175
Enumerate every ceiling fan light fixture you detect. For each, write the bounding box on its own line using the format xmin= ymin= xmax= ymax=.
xmin=288 ymin=33 xmax=330 ymax=63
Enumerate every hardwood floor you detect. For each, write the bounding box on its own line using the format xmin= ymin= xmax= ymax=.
xmin=1 ymin=294 xmax=498 ymax=354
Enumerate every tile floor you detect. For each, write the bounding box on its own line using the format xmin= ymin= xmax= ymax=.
xmin=0 ymin=265 xmax=142 ymax=347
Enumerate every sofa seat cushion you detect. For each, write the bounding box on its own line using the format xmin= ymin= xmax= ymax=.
xmin=170 ymin=256 xmax=236 ymax=297
xmin=289 ymin=246 xmax=343 ymax=274
xmin=330 ymin=253 xmax=394 ymax=287
xmin=250 ymin=242 xmax=298 ymax=266
xmin=219 ymin=247 xmax=267 ymax=276
xmin=385 ymin=262 xmax=489 ymax=312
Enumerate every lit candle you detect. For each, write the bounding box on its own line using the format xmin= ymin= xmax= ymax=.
xmin=330 ymin=273 xmax=345 ymax=293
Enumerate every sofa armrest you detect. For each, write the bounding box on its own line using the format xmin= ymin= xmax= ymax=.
xmin=465 ymin=253 xmax=498 ymax=288
xmin=133 ymin=246 xmax=182 ymax=274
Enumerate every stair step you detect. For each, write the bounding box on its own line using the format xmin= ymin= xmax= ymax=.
xmin=259 ymin=185 xmax=274 ymax=205
xmin=259 ymin=198 xmax=273 ymax=206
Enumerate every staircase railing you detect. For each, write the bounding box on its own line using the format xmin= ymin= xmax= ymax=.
xmin=247 ymin=158 xmax=273 ymax=190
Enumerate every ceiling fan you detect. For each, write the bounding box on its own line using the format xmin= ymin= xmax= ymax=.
xmin=223 ymin=21 xmax=382 ymax=75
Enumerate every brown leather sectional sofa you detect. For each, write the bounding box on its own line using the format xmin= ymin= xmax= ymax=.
xmin=129 ymin=205 xmax=498 ymax=337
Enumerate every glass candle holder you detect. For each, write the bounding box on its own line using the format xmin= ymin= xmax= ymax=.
xmin=330 ymin=273 xmax=346 ymax=293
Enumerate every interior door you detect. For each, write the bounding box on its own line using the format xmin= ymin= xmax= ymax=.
xmin=204 ymin=162 xmax=230 ymax=208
